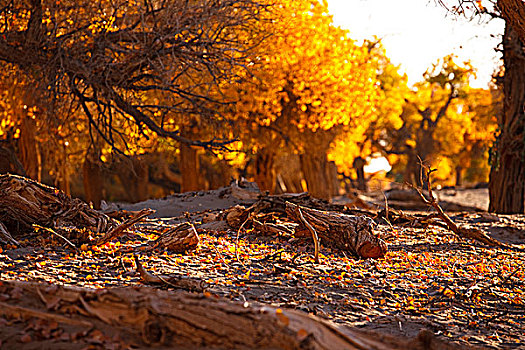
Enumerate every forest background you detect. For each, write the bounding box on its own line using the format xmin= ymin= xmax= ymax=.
xmin=0 ymin=0 xmax=522 ymax=212
xmin=1 ymin=1 xmax=525 ymax=348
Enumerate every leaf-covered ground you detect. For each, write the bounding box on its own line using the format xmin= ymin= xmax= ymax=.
xmin=1 ymin=207 xmax=524 ymax=349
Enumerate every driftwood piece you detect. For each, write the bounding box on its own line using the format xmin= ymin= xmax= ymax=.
xmin=134 ymin=255 xmax=206 ymax=291
xmin=33 ymin=224 xmax=80 ymax=252
xmin=0 ymin=174 xmax=112 ymax=234
xmin=95 ymin=208 xmax=154 ymax=246
xmin=152 ymin=222 xmax=200 ymax=252
xmin=285 ymin=202 xmax=387 ymax=259
xmin=0 ymin=280 xmax=459 ymax=349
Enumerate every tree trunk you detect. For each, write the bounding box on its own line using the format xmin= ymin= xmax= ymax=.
xmin=455 ymin=165 xmax=463 ymax=187
xmin=299 ymin=152 xmax=333 ymax=200
xmin=116 ymin=156 xmax=149 ymax=203
xmin=327 ymin=161 xmax=340 ymax=196
xmin=254 ymin=147 xmax=276 ymax=193
xmin=353 ymin=156 xmax=368 ymax=191
xmin=489 ymin=24 xmax=525 ymax=213
xmin=402 ymin=149 xmax=418 ymax=186
xmin=275 ymin=153 xmax=304 ymax=193
xmin=0 ymin=146 xmax=26 ymax=176
xmin=55 ymin=158 xmax=70 ymax=196
xmin=18 ymin=117 xmax=41 ymax=181
xmin=498 ymin=0 xmax=525 ymax=45
xmin=83 ymin=155 xmax=104 ymax=209
xmin=180 ymin=142 xmax=201 ymax=193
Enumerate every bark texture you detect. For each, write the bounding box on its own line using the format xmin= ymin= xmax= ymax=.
xmin=498 ymin=0 xmax=525 ymax=45
xmin=285 ymin=202 xmax=387 ymax=259
xmin=489 ymin=24 xmax=525 ymax=213
xmin=0 ymin=280 xmax=458 ymax=350
xmin=180 ymin=142 xmax=201 ymax=193
xmin=254 ymin=147 xmax=276 ymax=193
xmin=0 ymin=174 xmax=111 ymax=234
xmin=153 ymin=222 xmax=200 ymax=253
xmin=300 ymin=153 xmax=337 ymax=200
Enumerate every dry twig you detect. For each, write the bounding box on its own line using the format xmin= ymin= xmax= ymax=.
xmin=414 ymin=166 xmax=507 ymax=247
xmin=96 ymin=208 xmax=155 ymax=246
xmin=296 ymin=207 xmax=320 ymax=264
xmin=33 ymin=224 xmax=79 ymax=252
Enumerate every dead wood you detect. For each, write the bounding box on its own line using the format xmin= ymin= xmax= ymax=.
xmin=95 ymin=208 xmax=154 ymax=246
xmin=0 ymin=221 xmax=19 ymax=246
xmin=414 ymin=169 xmax=507 ymax=248
xmin=0 ymin=174 xmax=112 ymax=235
xmin=152 ymin=222 xmax=200 ymax=252
xmin=134 ymin=255 xmax=206 ymax=292
xmin=296 ymin=206 xmax=320 ymax=263
xmin=255 ymin=192 xmax=348 ymax=213
xmin=224 ymin=204 xmax=250 ymax=229
xmin=252 ymin=220 xmax=291 ymax=236
xmin=285 ymin=202 xmax=387 ymax=259
xmin=0 ymin=280 xmax=461 ymax=349
xmin=33 ymin=224 xmax=79 ymax=252
xmin=230 ymin=178 xmax=261 ymax=200
xmin=102 ymin=209 xmax=145 ymax=219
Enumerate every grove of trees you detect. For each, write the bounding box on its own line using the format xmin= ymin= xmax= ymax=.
xmin=0 ymin=0 xmax=523 ymax=213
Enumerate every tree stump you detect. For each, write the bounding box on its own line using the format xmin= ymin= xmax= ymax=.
xmin=285 ymin=202 xmax=387 ymax=259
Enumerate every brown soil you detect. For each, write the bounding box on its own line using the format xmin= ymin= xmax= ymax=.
xmin=1 ymin=185 xmax=524 ymax=349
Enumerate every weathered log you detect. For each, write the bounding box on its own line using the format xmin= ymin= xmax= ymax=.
xmin=0 ymin=174 xmax=112 ymax=235
xmin=0 ymin=280 xmax=459 ymax=349
xmin=285 ymin=202 xmax=387 ymax=259
xmin=152 ymin=222 xmax=200 ymax=252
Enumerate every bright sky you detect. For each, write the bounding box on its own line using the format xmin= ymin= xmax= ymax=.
xmin=327 ymin=0 xmax=504 ymax=88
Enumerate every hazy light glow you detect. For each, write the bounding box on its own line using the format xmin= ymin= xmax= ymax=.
xmin=327 ymin=0 xmax=504 ymax=88
xmin=364 ymin=157 xmax=392 ymax=173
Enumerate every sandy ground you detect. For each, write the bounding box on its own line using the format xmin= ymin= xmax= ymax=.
xmin=109 ymin=185 xmax=491 ymax=219
xmin=436 ymin=188 xmax=489 ymax=211
xmin=103 ymin=182 xmax=258 ymax=219
xmin=2 ymin=182 xmax=524 ymax=349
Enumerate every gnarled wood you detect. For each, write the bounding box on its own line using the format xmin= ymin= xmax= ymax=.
xmin=0 ymin=280 xmax=459 ymax=350
xmin=285 ymin=202 xmax=387 ymax=259
xmin=153 ymin=222 xmax=200 ymax=253
xmin=489 ymin=23 xmax=525 ymax=214
xmin=0 ymin=174 xmax=112 ymax=235
xmin=95 ymin=208 xmax=154 ymax=246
